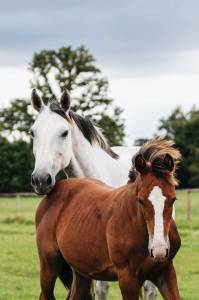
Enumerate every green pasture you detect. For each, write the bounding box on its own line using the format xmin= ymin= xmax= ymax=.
xmin=0 ymin=191 xmax=198 ymax=300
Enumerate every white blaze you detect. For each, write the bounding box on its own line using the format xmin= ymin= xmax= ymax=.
xmin=149 ymin=186 xmax=166 ymax=243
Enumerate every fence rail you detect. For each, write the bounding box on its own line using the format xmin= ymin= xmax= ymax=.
xmin=0 ymin=189 xmax=198 ymax=221
xmin=179 ymin=188 xmax=199 ymax=221
xmin=0 ymin=192 xmax=36 ymax=197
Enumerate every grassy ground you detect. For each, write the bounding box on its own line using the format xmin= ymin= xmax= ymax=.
xmin=0 ymin=191 xmax=198 ymax=300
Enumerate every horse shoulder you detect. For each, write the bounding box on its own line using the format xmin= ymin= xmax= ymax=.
xmin=35 ymin=197 xmax=48 ymax=229
xmin=35 ymin=181 xmax=68 ymax=230
xmin=106 ymin=186 xmax=142 ymax=266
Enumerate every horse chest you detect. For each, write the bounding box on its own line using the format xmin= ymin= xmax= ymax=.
xmin=107 ymin=216 xmax=148 ymax=271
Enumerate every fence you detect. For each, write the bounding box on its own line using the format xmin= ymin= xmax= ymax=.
xmin=180 ymin=188 xmax=199 ymax=221
xmin=0 ymin=189 xmax=198 ymax=221
xmin=0 ymin=192 xmax=36 ymax=197
xmin=0 ymin=192 xmax=37 ymax=215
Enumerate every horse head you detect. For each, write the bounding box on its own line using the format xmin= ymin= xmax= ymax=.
xmin=132 ymin=138 xmax=181 ymax=262
xmin=30 ymin=89 xmax=72 ymax=194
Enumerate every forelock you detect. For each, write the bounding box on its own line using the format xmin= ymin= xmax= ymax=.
xmin=130 ymin=138 xmax=181 ymax=185
xmin=49 ymin=101 xmax=68 ymax=120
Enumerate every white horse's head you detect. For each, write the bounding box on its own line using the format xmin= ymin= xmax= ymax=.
xmin=30 ymin=89 xmax=119 ymax=194
xmin=30 ymin=89 xmax=73 ymax=194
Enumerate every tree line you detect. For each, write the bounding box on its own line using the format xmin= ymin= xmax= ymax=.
xmin=0 ymin=45 xmax=198 ymax=192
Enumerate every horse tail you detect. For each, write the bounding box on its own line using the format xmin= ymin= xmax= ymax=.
xmin=58 ymin=260 xmax=73 ymax=289
xmin=58 ymin=254 xmax=94 ymax=300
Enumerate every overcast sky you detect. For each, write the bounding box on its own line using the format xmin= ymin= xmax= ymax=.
xmin=0 ymin=0 xmax=199 ymax=144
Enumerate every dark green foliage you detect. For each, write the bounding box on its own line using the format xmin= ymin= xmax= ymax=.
xmin=0 ymin=99 xmax=34 ymax=192
xmin=97 ymin=107 xmax=124 ymax=146
xmin=29 ymin=45 xmax=125 ymax=145
xmin=158 ymin=107 xmax=199 ymax=188
xmin=0 ymin=136 xmax=34 ymax=192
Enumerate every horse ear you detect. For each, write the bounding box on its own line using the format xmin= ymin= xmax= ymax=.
xmin=31 ymin=89 xmax=44 ymax=112
xmin=134 ymin=154 xmax=146 ymax=174
xmin=60 ymin=90 xmax=70 ymax=112
xmin=164 ymin=153 xmax=174 ymax=172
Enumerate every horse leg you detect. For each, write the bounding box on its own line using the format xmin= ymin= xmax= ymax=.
xmin=155 ymin=263 xmax=180 ymax=300
xmin=143 ymin=281 xmax=158 ymax=300
xmin=67 ymin=269 xmax=92 ymax=300
xmin=39 ymin=249 xmax=71 ymax=300
xmin=96 ymin=281 xmax=109 ymax=300
xmin=118 ymin=268 xmax=141 ymax=300
xmin=39 ymin=259 xmax=57 ymax=300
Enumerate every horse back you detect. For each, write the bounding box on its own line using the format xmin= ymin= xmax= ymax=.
xmin=35 ymin=178 xmax=115 ymax=229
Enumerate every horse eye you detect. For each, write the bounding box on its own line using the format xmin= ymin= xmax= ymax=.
xmin=61 ymin=130 xmax=68 ymax=138
xmin=138 ymin=199 xmax=144 ymax=206
xmin=171 ymin=197 xmax=177 ymax=204
xmin=29 ymin=130 xmax=34 ymax=138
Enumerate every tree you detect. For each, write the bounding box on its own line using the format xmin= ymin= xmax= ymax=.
xmin=0 ymin=98 xmax=33 ymax=140
xmin=0 ymin=46 xmax=125 ymax=145
xmin=0 ymin=136 xmax=34 ymax=192
xmin=29 ymin=45 xmax=125 ymax=146
xmin=0 ymin=45 xmax=126 ymax=192
xmin=158 ymin=107 xmax=199 ymax=188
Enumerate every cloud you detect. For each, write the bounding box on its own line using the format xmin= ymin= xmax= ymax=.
xmin=0 ymin=66 xmax=198 ymax=145
xmin=109 ymin=73 xmax=199 ymax=143
xmin=0 ymin=1 xmax=199 ymax=144
xmin=0 ymin=0 xmax=199 ymax=74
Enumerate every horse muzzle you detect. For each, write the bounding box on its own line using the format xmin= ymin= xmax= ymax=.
xmin=149 ymin=240 xmax=169 ymax=262
xmin=31 ymin=170 xmax=55 ymax=195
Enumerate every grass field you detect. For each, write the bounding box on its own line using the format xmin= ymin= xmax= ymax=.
xmin=0 ymin=191 xmax=198 ymax=300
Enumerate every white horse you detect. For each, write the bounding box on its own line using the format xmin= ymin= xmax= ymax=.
xmin=30 ymin=89 xmax=157 ymax=300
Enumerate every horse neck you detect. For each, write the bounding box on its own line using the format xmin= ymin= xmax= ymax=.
xmin=70 ymin=123 xmax=125 ymax=186
xmin=115 ymin=182 xmax=146 ymax=227
xmin=117 ymin=183 xmax=138 ymax=214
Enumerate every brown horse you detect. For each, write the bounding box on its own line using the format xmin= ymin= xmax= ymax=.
xmin=36 ymin=139 xmax=181 ymax=300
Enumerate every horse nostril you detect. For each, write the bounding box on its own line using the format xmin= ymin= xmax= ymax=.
xmin=31 ymin=174 xmax=40 ymax=187
xmin=46 ymin=174 xmax=52 ymax=187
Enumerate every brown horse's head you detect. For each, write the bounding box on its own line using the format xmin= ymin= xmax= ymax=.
xmin=131 ymin=138 xmax=181 ymax=262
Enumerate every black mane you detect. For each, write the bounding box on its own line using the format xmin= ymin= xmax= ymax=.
xmin=49 ymin=101 xmax=119 ymax=160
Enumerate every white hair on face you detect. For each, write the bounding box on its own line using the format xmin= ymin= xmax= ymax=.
xmin=148 ymin=186 xmax=166 ymax=242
